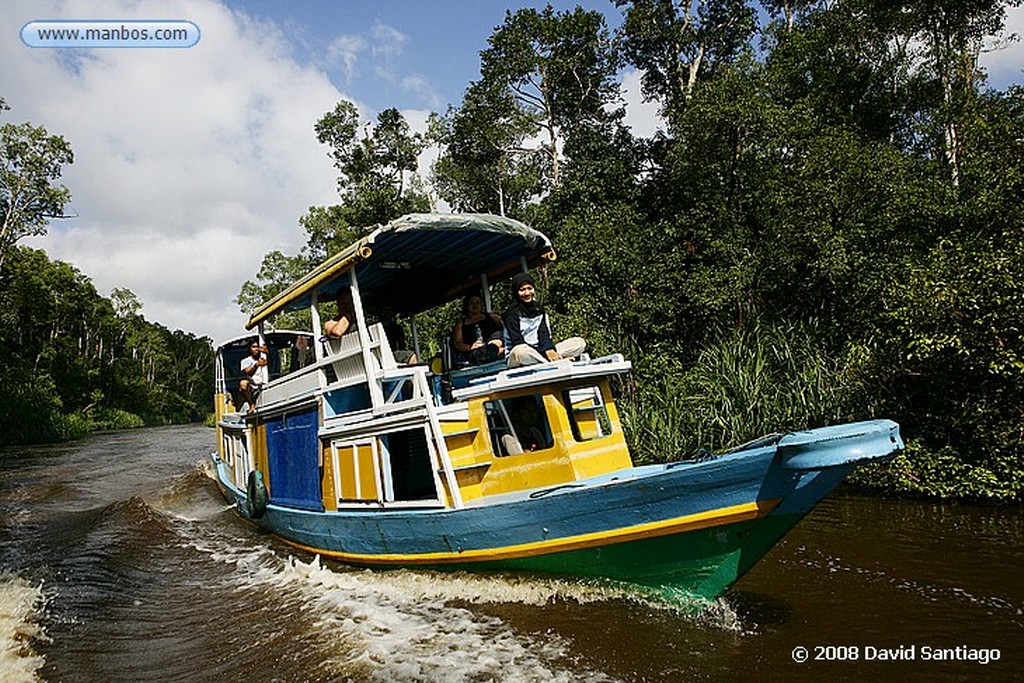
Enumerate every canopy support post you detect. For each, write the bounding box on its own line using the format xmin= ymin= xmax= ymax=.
xmin=410 ymin=315 xmax=421 ymax=363
xmin=310 ymin=291 xmax=324 ymax=362
xmin=480 ymin=273 xmax=492 ymax=312
xmin=349 ymin=270 xmax=385 ymax=410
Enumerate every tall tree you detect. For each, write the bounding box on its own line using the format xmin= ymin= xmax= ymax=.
xmin=904 ymin=0 xmax=1018 ymax=188
xmin=760 ymin=0 xmax=825 ymax=32
xmin=615 ymin=0 xmax=757 ymax=120
xmin=430 ymin=81 xmax=543 ymax=215
xmin=476 ymin=6 xmax=620 ymax=189
xmin=239 ymin=103 xmax=432 ymax=319
xmin=0 ymin=98 xmax=74 ymax=270
xmin=1 ymin=246 xmax=212 ymax=444
xmin=234 ymin=249 xmax=312 ymax=327
xmin=314 ymin=101 xmax=428 ymax=224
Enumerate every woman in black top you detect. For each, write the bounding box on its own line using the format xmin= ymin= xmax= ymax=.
xmin=503 ymin=272 xmax=586 ymax=367
xmin=452 ymin=293 xmax=504 ymax=365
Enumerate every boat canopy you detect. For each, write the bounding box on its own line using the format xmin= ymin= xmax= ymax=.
xmin=246 ymin=213 xmax=555 ymax=329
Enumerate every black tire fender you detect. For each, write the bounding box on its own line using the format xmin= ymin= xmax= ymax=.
xmin=246 ymin=469 xmax=268 ymax=519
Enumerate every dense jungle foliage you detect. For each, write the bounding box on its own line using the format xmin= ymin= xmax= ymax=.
xmin=241 ymin=0 xmax=1023 ymax=501
xmin=0 ymin=97 xmax=214 ymax=445
xmin=0 ymin=246 xmax=214 ymax=445
xmin=5 ymin=2 xmax=1020 ymax=503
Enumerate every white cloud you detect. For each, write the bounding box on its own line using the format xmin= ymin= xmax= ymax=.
xmin=327 ymin=34 xmax=367 ymax=83
xmin=370 ymin=21 xmax=407 ymax=61
xmin=2 ymin=0 xmax=347 ymax=343
xmin=619 ymin=69 xmax=666 ymax=138
xmin=401 ymin=75 xmax=444 ymax=110
xmin=979 ymin=5 xmax=1024 ymax=89
xmin=355 ymin=21 xmax=441 ymax=111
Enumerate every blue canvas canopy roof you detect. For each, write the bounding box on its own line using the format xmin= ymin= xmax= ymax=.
xmin=247 ymin=213 xmax=555 ymax=329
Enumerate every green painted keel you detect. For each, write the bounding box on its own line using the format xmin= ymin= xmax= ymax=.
xmin=430 ymin=511 xmax=806 ymax=601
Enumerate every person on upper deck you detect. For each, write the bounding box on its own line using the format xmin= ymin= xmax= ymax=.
xmin=239 ymin=339 xmax=269 ymax=411
xmin=503 ymin=272 xmax=585 ymax=368
xmin=324 ymin=288 xmax=356 ymax=339
xmin=381 ymin=307 xmax=418 ymax=365
xmin=452 ymin=293 xmax=504 ymax=366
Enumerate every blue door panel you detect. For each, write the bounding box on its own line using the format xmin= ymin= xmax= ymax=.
xmin=266 ymin=409 xmax=323 ymax=511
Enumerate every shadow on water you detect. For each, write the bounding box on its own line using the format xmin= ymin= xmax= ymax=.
xmin=2 ymin=426 xmax=1021 ymax=682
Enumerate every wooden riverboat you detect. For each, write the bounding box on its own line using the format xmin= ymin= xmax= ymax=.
xmin=211 ymin=213 xmax=903 ymax=600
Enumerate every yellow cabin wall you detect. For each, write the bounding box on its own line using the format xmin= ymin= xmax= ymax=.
xmin=251 ymin=422 xmax=268 ymax=492
xmin=223 ymin=379 xmax=631 ymax=509
xmin=563 ymin=383 xmax=632 ymax=480
xmin=442 ymin=404 xmax=495 ymax=502
xmin=445 ymin=380 xmax=632 ymax=502
xmin=213 ymin=392 xmax=235 ymax=461
xmin=321 ymin=441 xmax=338 ymax=511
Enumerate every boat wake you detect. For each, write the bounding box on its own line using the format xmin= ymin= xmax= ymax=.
xmin=790 ymin=545 xmax=1024 ymax=624
xmin=0 ymin=572 xmax=47 ymax=683
xmin=151 ymin=461 xmax=236 ymax=522
xmin=6 ymin=452 xmax=753 ymax=683
xmin=150 ymin=465 xmax=738 ymax=682
xmin=178 ymin=533 xmax=620 ymax=681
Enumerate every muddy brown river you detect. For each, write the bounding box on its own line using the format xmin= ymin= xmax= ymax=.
xmin=1 ymin=424 xmax=1020 ymax=681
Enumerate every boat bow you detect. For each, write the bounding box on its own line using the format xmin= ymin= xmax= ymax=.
xmin=775 ymin=419 xmax=903 ymax=470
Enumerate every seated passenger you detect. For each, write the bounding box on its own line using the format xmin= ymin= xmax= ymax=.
xmin=452 ymin=293 xmax=504 ymax=366
xmin=324 ymin=288 xmax=356 ymax=339
xmin=381 ymin=307 xmax=418 ymax=365
xmin=239 ymin=339 xmax=269 ymax=412
xmin=510 ymin=398 xmax=546 ymax=451
xmin=503 ymin=272 xmax=585 ymax=368
xmin=289 ymin=334 xmax=312 ymax=371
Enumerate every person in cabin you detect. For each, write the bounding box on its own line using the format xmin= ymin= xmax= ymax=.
xmin=289 ymin=334 xmax=312 ymax=371
xmin=239 ymin=339 xmax=269 ymax=411
xmin=380 ymin=307 xmax=418 ymax=364
xmin=510 ymin=398 xmax=546 ymax=452
xmin=324 ymin=288 xmax=357 ymax=339
xmin=452 ymin=293 xmax=504 ymax=366
xmin=503 ymin=272 xmax=585 ymax=367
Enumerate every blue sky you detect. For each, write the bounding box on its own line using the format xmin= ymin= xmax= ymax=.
xmin=222 ymin=0 xmax=1024 ymax=109
xmin=221 ymin=0 xmax=625 ymax=112
xmin=2 ymin=0 xmax=1022 ymax=343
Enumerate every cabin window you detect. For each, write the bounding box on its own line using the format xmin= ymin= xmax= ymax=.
xmin=331 ymin=428 xmax=439 ymax=505
xmin=217 ymin=334 xmax=315 ymax=402
xmin=331 ymin=438 xmax=381 ymax=504
xmin=222 ymin=430 xmax=250 ymax=489
xmin=278 ymin=334 xmax=315 ymax=374
xmin=485 ymin=394 xmax=553 ymax=456
xmin=562 ymin=386 xmax=613 ymax=442
xmin=380 ymin=428 xmax=438 ymax=501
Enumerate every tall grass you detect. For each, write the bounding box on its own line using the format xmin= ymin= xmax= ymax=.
xmin=620 ymin=322 xmax=860 ymax=463
xmin=91 ymin=407 xmax=145 ymax=431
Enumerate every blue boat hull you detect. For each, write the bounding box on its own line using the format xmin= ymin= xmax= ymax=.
xmin=212 ymin=420 xmax=901 ymax=599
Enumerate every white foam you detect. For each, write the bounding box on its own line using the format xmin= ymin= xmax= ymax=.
xmin=174 ymin=501 xmax=746 ymax=679
xmin=0 ymin=573 xmax=47 ymax=683
xmin=183 ymin=530 xmax=621 ymax=682
xmin=271 ymin=556 xmax=617 ymax=682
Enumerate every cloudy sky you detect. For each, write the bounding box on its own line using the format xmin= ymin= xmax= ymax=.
xmin=2 ymin=1 xmax=1022 ymax=344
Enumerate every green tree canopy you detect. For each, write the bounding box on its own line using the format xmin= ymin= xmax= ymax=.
xmin=238 ymin=103 xmax=431 ymax=321
xmin=0 ymin=98 xmax=74 ymax=270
